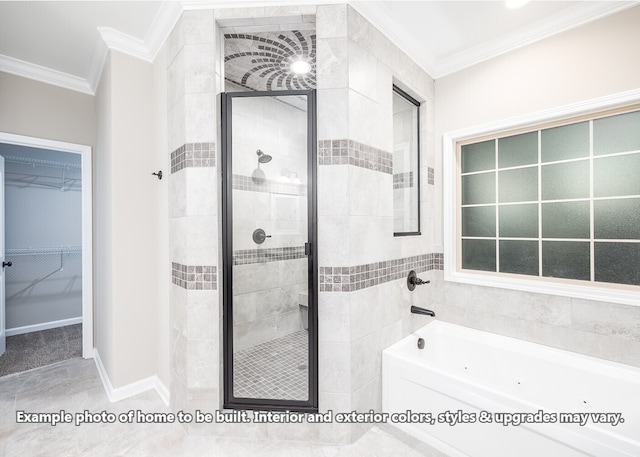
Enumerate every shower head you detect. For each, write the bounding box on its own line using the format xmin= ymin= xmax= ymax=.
xmin=256 ymin=149 xmax=272 ymax=163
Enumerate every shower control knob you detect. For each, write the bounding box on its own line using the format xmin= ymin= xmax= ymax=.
xmin=2 ymin=261 xmax=12 ymax=268
xmin=252 ymin=228 xmax=271 ymax=244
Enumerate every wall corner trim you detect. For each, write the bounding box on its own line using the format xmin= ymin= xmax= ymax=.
xmin=93 ymin=349 xmax=170 ymax=406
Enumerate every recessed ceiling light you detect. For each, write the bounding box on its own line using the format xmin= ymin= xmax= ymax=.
xmin=506 ymin=0 xmax=529 ymax=8
xmin=290 ymin=60 xmax=311 ymax=75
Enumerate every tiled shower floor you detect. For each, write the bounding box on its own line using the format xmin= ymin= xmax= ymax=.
xmin=233 ymin=330 xmax=308 ymax=401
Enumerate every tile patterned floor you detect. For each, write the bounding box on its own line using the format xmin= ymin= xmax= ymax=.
xmin=0 ymin=357 xmax=450 ymax=457
xmin=233 ymin=330 xmax=308 ymax=401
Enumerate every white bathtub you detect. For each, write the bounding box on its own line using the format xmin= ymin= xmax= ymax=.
xmin=382 ymin=321 xmax=640 ymax=457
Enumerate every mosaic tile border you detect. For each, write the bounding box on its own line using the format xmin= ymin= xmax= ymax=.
xmin=170 ymin=143 xmax=216 ymax=174
xmin=428 ymin=167 xmax=435 ymax=185
xmin=393 ymin=171 xmax=414 ymax=189
xmin=172 ymin=262 xmax=217 ymax=290
xmin=319 ymin=253 xmax=443 ymax=292
xmin=318 ymin=139 xmax=392 ymax=174
xmin=233 ymin=246 xmax=306 ymax=265
xmin=233 ymin=174 xmax=306 ymax=196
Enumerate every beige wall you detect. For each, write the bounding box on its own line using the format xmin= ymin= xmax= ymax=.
xmin=95 ymin=56 xmax=116 ymax=378
xmin=0 ymin=72 xmax=95 ymax=147
xmin=432 ymin=6 xmax=640 ymax=368
xmin=152 ymin=46 xmax=171 ymax=388
xmin=95 ymin=50 xmax=168 ymax=388
xmin=435 ymin=6 xmax=640 ymax=134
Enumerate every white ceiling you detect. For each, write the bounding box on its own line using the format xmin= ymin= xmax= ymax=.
xmin=0 ymin=1 xmax=636 ymax=94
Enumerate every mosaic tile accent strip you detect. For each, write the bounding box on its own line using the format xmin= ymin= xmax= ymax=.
xmin=233 ymin=246 xmax=306 ymax=265
xmin=318 ymin=139 xmax=393 ymax=174
xmin=393 ymin=171 xmax=414 ymax=189
xmin=233 ymin=330 xmax=308 ymax=401
xmin=232 ymin=174 xmax=306 ymax=196
xmin=428 ymin=167 xmax=435 ymax=185
xmin=319 ymin=253 xmax=444 ymax=292
xmin=172 ymin=262 xmax=217 ymax=290
xmin=170 ymin=143 xmax=216 ymax=174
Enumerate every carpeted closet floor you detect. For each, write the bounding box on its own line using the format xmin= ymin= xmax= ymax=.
xmin=0 ymin=324 xmax=82 ymax=377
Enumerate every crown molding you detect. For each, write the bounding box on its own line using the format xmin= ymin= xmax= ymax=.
xmin=1 ymin=1 xmax=636 ymax=95
xmin=145 ymin=1 xmax=184 ymax=61
xmin=0 ymin=53 xmax=93 ymax=95
xmin=434 ymin=1 xmax=637 ymax=78
xmin=1 ymin=1 xmax=183 ymax=95
xmin=350 ymin=1 xmax=636 ymax=80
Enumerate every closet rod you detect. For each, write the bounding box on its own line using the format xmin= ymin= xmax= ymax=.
xmin=5 ymin=246 xmax=82 ymax=256
xmin=3 ymin=155 xmax=81 ymax=170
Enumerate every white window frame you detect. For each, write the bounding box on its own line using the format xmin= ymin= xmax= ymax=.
xmin=443 ymin=88 xmax=640 ymax=307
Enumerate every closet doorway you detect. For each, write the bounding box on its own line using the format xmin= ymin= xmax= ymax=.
xmin=0 ymin=132 xmax=92 ymax=377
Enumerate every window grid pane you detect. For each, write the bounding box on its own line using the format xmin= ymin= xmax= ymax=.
xmin=460 ymin=108 xmax=640 ymax=286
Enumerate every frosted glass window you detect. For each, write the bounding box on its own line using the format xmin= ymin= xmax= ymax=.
xmin=594 ymin=199 xmax=640 ymax=240
xmin=593 ymin=153 xmax=640 ymax=197
xmin=499 ymin=241 xmax=538 ymax=276
xmin=542 ymin=241 xmax=590 ymax=280
xmin=498 ymin=132 xmax=537 ymax=168
xmin=498 ymin=167 xmax=537 ymax=203
xmin=542 ymin=202 xmax=590 ymax=239
xmin=462 ymin=240 xmax=496 ymax=272
xmin=462 ymin=206 xmax=495 ymax=237
xmin=499 ymin=204 xmax=538 ymax=238
xmin=462 ymin=172 xmax=495 ymax=205
xmin=541 ymin=121 xmax=589 ymax=163
xmin=457 ymin=106 xmax=640 ymax=290
xmin=541 ymin=160 xmax=589 ymax=200
xmin=595 ymin=242 xmax=640 ymax=286
xmin=593 ymin=110 xmax=640 ymax=155
xmin=462 ymin=140 xmax=494 ymax=173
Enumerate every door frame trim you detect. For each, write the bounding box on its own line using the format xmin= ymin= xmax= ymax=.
xmin=221 ymin=90 xmax=318 ymax=412
xmin=0 ymin=132 xmax=93 ymax=358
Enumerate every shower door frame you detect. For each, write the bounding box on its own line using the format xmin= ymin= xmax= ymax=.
xmin=221 ymin=89 xmax=318 ymax=412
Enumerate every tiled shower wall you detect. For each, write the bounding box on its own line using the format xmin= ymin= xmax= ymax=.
xmin=167 ymin=3 xmax=439 ymax=442
xmin=316 ymin=4 xmax=438 ymax=443
xmin=167 ymin=9 xmax=221 ymax=428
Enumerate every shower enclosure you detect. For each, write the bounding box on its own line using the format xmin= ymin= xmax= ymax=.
xmin=222 ymin=90 xmax=317 ymax=411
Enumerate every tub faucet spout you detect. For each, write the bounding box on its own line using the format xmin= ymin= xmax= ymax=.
xmin=411 ymin=306 xmax=435 ymax=317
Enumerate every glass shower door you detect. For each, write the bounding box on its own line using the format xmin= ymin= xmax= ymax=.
xmin=222 ymin=90 xmax=317 ymax=411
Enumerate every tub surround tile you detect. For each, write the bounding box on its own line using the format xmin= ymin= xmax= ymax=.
xmin=318 ymin=139 xmax=392 ymax=174
xmin=571 ymin=298 xmax=640 ymax=340
xmin=320 ymin=253 xmax=443 ymax=292
xmin=172 ymin=263 xmax=218 ymax=290
xmin=171 ymin=142 xmax=216 ymax=173
xmin=436 ymin=270 xmax=640 ymax=369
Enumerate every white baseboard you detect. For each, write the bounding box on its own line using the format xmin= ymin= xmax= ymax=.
xmin=93 ymin=349 xmax=170 ymax=406
xmin=6 ymin=317 xmax=83 ymax=336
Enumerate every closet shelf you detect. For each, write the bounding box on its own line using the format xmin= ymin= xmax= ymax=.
xmin=3 ymin=155 xmax=81 ymax=170
xmin=6 ymin=246 xmax=82 ymax=256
